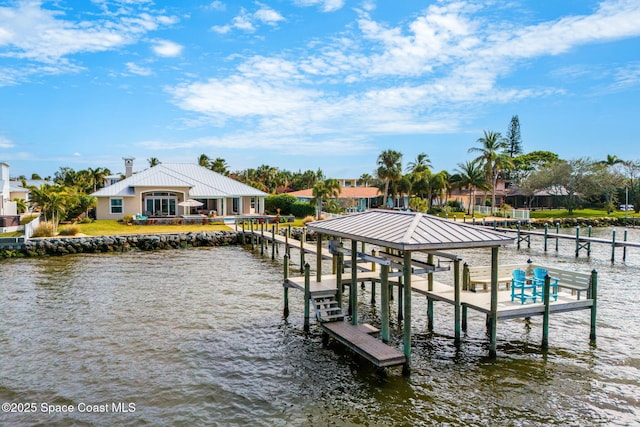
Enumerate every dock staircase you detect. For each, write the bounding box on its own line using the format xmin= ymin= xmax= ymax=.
xmin=311 ymin=292 xmax=344 ymax=323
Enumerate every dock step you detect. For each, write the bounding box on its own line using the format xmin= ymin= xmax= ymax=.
xmin=312 ymin=294 xmax=344 ymax=323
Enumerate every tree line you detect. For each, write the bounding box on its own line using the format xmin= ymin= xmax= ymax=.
xmin=14 ymin=115 xmax=640 ymax=221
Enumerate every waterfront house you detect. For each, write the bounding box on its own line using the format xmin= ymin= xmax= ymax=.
xmin=288 ymin=186 xmax=383 ymax=212
xmin=91 ymin=159 xmax=268 ymax=220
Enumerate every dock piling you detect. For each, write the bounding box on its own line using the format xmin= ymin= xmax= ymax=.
xmin=381 ymin=264 xmax=390 ymax=343
xmin=454 ymin=258 xmax=461 ymax=344
xmin=611 ymin=229 xmax=616 ymax=264
xmin=283 ymin=254 xmax=290 ymax=318
xmin=304 ymin=263 xmax=310 ymax=332
xmin=542 ymin=275 xmax=551 ymax=349
xmin=590 ymin=269 xmax=598 ymax=341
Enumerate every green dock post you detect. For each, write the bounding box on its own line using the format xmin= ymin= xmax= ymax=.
xmin=336 ymin=251 xmax=343 ymax=307
xmin=461 ymin=262 xmax=468 ymax=332
xmin=590 ymin=269 xmax=598 ymax=341
xmin=544 ymin=223 xmax=548 ymax=252
xmin=350 ymin=240 xmax=358 ymax=325
xmin=260 ymin=222 xmax=265 ymax=255
xmin=271 ymin=225 xmax=276 ymax=260
xmin=402 ymin=251 xmax=412 ymax=376
xmin=454 ymin=258 xmax=461 ymax=344
xmin=283 ymin=224 xmax=289 ymax=257
xmin=303 ymin=262 xmax=310 ymax=332
xmin=623 ymin=229 xmax=628 ymax=261
xmin=611 ymin=229 xmax=616 ymax=264
xmin=587 ymin=226 xmax=592 ymax=256
xmin=283 ymin=254 xmax=290 ymax=318
xmin=397 ymin=275 xmax=403 ymax=322
xmin=381 ymin=264 xmax=390 ymax=343
xmin=575 ymin=226 xmax=580 ymax=258
xmin=489 ymin=247 xmax=499 ymax=357
xmin=555 ymin=222 xmax=560 ymax=252
xmin=542 ymin=274 xmax=551 ymax=349
xmin=427 ymin=254 xmax=435 ymax=331
xmin=316 ymin=233 xmax=322 ymax=282
xmin=300 ymin=228 xmax=306 ymax=272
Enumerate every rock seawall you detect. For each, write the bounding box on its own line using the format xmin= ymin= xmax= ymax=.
xmin=13 ymin=231 xmax=241 ymax=257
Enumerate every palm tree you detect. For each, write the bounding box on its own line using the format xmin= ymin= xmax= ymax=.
xmin=454 ymin=160 xmax=489 ymax=215
xmin=358 ymin=173 xmax=374 ymax=187
xmin=468 ymin=130 xmax=509 ymax=214
xmin=197 ymin=154 xmax=211 ymax=168
xmin=312 ymin=179 xmax=341 ymax=219
xmin=147 ymin=157 xmax=161 ymax=167
xmin=376 ymin=149 xmax=403 ymax=208
xmin=407 ymin=153 xmax=431 ymax=174
xmin=210 ymin=158 xmax=229 ymax=175
xmin=87 ymin=167 xmax=111 ymax=192
xmin=598 ymin=154 xmax=624 ymax=167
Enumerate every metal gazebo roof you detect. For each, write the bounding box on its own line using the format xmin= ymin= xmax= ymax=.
xmin=306 ymin=209 xmax=514 ymax=251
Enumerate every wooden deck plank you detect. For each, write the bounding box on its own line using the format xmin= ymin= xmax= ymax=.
xmin=322 ymin=322 xmax=406 ymax=367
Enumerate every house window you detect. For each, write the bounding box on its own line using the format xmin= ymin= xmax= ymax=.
xmin=144 ymin=192 xmax=178 ymax=216
xmin=110 ymin=198 xmax=123 ymax=214
xmin=232 ymin=198 xmax=239 ymax=214
xmin=251 ymin=197 xmax=255 ymax=209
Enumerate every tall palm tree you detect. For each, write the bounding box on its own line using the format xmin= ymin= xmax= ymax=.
xmin=147 ymin=157 xmax=161 ymax=167
xmin=468 ymin=130 xmax=509 ymax=214
xmin=376 ymin=149 xmax=403 ymax=208
xmin=358 ymin=173 xmax=374 ymax=187
xmin=454 ymin=160 xmax=489 ymax=215
xmin=407 ymin=153 xmax=432 ymax=174
xmin=312 ymin=179 xmax=341 ymax=219
xmin=87 ymin=167 xmax=111 ymax=192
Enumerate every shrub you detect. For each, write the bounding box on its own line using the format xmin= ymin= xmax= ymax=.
xmin=290 ymin=201 xmax=315 ymax=218
xmin=120 ymin=214 xmax=133 ymax=224
xmin=58 ymin=224 xmax=80 ymax=236
xmin=79 ymin=217 xmax=93 ymax=224
xmin=265 ymin=194 xmax=297 ymax=215
xmin=302 ymin=215 xmax=315 ymax=225
xmin=447 ymin=200 xmax=465 ymax=212
xmin=32 ymin=222 xmax=55 ymax=238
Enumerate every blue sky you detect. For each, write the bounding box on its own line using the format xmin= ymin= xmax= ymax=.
xmin=1 ymin=0 xmax=639 ymax=179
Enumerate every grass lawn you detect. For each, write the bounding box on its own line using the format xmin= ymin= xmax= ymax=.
xmin=530 ymin=208 xmax=640 ymax=219
xmin=75 ymin=220 xmax=233 ymax=236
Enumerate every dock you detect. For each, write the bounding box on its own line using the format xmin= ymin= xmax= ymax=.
xmin=243 ymin=210 xmax=599 ymax=374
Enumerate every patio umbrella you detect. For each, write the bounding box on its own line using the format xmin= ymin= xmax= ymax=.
xmin=178 ymin=199 xmax=203 ymax=215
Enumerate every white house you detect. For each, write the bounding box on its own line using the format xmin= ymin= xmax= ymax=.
xmin=91 ymin=159 xmax=268 ymax=220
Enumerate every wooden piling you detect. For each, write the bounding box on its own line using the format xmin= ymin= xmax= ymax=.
xmin=611 ymin=229 xmax=616 ymax=264
xmin=271 ymin=225 xmax=276 ymax=260
xmin=590 ymin=269 xmax=598 ymax=341
xmin=381 ymin=264 xmax=390 ymax=343
xmin=316 ymin=233 xmax=322 ymax=282
xmin=402 ymin=250 xmax=412 ymax=375
xmin=250 ymin=220 xmax=255 ymax=250
xmin=454 ymin=258 xmax=461 ymax=344
xmin=397 ymin=275 xmax=403 ymax=322
xmin=260 ymin=222 xmax=265 ymax=255
xmin=555 ymin=222 xmax=560 ymax=252
xmin=489 ymin=247 xmax=499 ymax=357
xmin=623 ymin=229 xmax=628 ymax=261
xmin=350 ymin=240 xmax=358 ymax=326
xmin=283 ymin=254 xmax=289 ymax=318
xmin=575 ymin=226 xmax=580 ymax=257
xmin=542 ymin=274 xmax=551 ymax=349
xmin=544 ymin=223 xmax=548 ymax=252
xmin=428 ymin=254 xmax=435 ymax=331
xmin=587 ymin=226 xmax=592 ymax=256
xmin=304 ymin=263 xmax=310 ymax=332
xmin=336 ymin=251 xmax=343 ymax=307
xmin=300 ymin=228 xmax=306 ymax=272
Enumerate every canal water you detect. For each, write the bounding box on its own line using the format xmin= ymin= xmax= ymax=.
xmin=1 ymin=228 xmax=639 ymax=426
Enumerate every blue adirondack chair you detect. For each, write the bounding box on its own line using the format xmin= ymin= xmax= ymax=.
xmin=511 ymin=269 xmax=536 ymax=304
xmin=532 ymin=268 xmax=559 ymax=301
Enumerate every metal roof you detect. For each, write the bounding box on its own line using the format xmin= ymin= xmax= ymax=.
xmin=92 ymin=163 xmax=268 ymax=198
xmin=306 ymin=209 xmax=514 ymax=251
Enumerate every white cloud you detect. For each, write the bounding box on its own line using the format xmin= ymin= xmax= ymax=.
xmin=294 ymin=0 xmax=345 ymax=13
xmin=172 ymin=0 xmax=640 ymax=155
xmin=209 ymin=1 xmax=226 ymax=12
xmin=0 ymin=2 xmax=178 ymax=64
xmin=126 ymin=62 xmax=152 ymax=76
xmin=152 ymin=39 xmax=183 ymax=57
xmin=0 ymin=136 xmax=15 ymax=148
xmin=254 ymin=5 xmax=285 ymax=25
xmin=211 ymin=5 xmax=285 ymax=34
